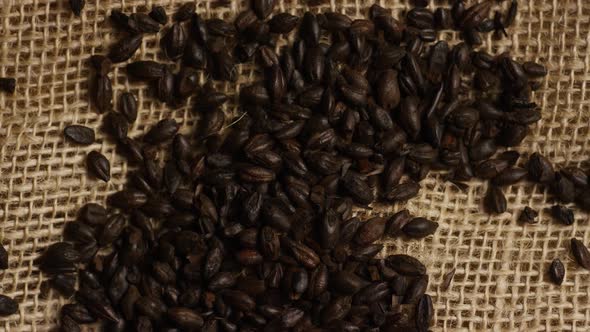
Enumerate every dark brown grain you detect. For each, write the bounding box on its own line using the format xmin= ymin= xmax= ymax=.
xmin=549 ymin=258 xmax=565 ymax=285
xmin=86 ymin=151 xmax=110 ymax=182
xmin=64 ymin=125 xmax=95 ymax=145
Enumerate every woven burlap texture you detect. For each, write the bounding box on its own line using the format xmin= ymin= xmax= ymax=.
xmin=0 ymin=0 xmax=587 ymax=330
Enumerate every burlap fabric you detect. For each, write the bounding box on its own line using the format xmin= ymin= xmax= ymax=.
xmin=0 ymin=0 xmax=586 ymax=330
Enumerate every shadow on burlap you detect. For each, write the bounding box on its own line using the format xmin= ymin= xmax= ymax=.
xmin=0 ymin=0 xmax=589 ymax=331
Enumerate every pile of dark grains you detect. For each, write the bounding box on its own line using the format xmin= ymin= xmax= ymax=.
xmin=18 ymin=0 xmax=590 ymax=330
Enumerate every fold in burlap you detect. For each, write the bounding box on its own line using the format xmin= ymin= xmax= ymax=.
xmin=0 ymin=0 xmax=588 ymax=330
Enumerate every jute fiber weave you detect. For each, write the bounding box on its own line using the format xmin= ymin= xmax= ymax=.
xmin=0 ymin=0 xmax=587 ymax=330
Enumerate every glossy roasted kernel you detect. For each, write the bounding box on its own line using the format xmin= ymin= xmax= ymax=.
xmin=222 ymin=289 xmax=256 ymax=311
xmin=252 ymin=0 xmax=275 ymax=19
xmin=117 ymin=137 xmax=144 ymax=164
xmin=458 ymin=1 xmax=492 ymax=29
xmin=497 ymin=124 xmax=529 ymax=147
xmin=108 ymin=189 xmax=148 ymax=210
xmin=144 ymin=119 xmax=179 ymax=144
xmin=519 ymin=206 xmax=538 ymax=224
xmin=475 ymin=159 xmax=509 ymax=179
xmin=282 ymin=238 xmax=320 ymax=269
xmin=269 ymin=13 xmax=299 ymax=34
xmin=383 ymin=209 xmax=411 ymax=237
xmin=484 ymin=186 xmax=507 ymax=214
xmin=134 ymin=296 xmax=165 ymax=321
xmin=435 ymin=7 xmax=453 ymax=29
xmin=385 ymin=181 xmax=420 ymax=202
xmin=94 ymin=75 xmax=112 ymax=113
xmin=167 ymin=307 xmax=204 ymax=329
xmin=175 ymin=68 xmax=199 ymax=99
xmin=119 ymin=92 xmax=137 ymax=123
xmin=528 ymin=153 xmax=555 ymax=183
xmin=324 ymin=12 xmax=352 ymax=31
xmin=195 ymin=90 xmax=228 ymax=112
xmin=354 ymin=217 xmax=387 ymax=246
xmin=399 ymin=96 xmax=421 ymax=140
xmin=407 ymin=7 xmax=435 ymax=29
xmin=402 ymin=218 xmax=439 ymax=238
xmin=99 ymin=214 xmax=125 ymax=245
xmin=157 ymin=67 xmax=175 ymax=103
xmin=303 ymin=47 xmax=324 ymax=82
xmin=409 ymin=144 xmax=438 ymax=164
xmin=341 ymin=171 xmax=375 ymax=205
xmin=562 ymin=167 xmax=588 ymax=187
xmin=149 ymin=5 xmax=168 ymax=25
xmin=50 ymin=273 xmax=76 ymax=298
xmin=503 ymin=0 xmax=518 ymax=27
xmin=60 ymin=314 xmax=81 ymax=332
xmin=63 ymin=221 xmax=95 ymax=244
xmin=551 ymin=173 xmax=575 ymax=203
xmin=184 ymin=39 xmax=207 ymax=69
xmin=174 ymin=3 xmax=195 ymax=22
xmin=61 ymin=303 xmax=95 ymax=323
xmin=200 ymin=109 xmax=225 ymax=138
xmin=386 ymin=254 xmax=426 ymax=276
xmin=416 ymin=294 xmax=433 ymax=331
xmin=234 ymin=10 xmax=257 ymax=32
xmin=64 ymin=125 xmax=95 ymax=145
xmin=190 ymin=13 xmax=209 ymax=44
xmin=104 ymin=111 xmax=129 ymax=141
xmin=39 ymin=242 xmax=80 ymax=274
xmin=404 ymin=274 xmax=428 ymax=304
xmin=127 ymin=61 xmax=166 ymax=80
xmin=550 ymin=205 xmax=574 ymax=225
xmin=127 ymin=13 xmax=161 ymax=33
xmin=306 ymin=264 xmax=328 ymax=299
xmin=78 ymin=203 xmax=106 ymax=226
xmin=353 ymin=281 xmax=390 ymax=304
xmin=338 ymin=83 xmax=367 ymax=107
xmin=491 ymin=167 xmax=527 ymax=185
xmin=213 ymin=50 xmax=237 ymax=82
xmin=89 ymin=55 xmax=112 ymax=76
xmin=523 ymin=61 xmax=547 ymax=78
xmin=376 ymin=69 xmax=400 ymax=110
xmin=332 ymin=270 xmax=369 ymax=295
xmin=162 ymin=23 xmax=187 ymax=60
xmin=86 ymin=151 xmax=110 ymax=182
xmin=207 ymin=18 xmax=236 ymax=37
xmin=571 ymin=238 xmax=590 ymax=270
xmin=110 ymin=9 xmax=129 ymax=30
xmin=321 ymin=296 xmax=352 ymax=324
xmin=300 ymin=12 xmax=320 ymax=46
xmin=108 ymin=34 xmax=142 ymax=63
xmin=549 ymin=258 xmax=565 ymax=285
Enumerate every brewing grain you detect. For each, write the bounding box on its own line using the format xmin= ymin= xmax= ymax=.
xmin=549 ymin=259 xmax=565 ymax=285
xmin=86 ymin=151 xmax=110 ymax=182
xmin=64 ymin=125 xmax=95 ymax=145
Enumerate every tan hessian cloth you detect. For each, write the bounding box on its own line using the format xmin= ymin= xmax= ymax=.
xmin=0 ymin=0 xmax=587 ymax=331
